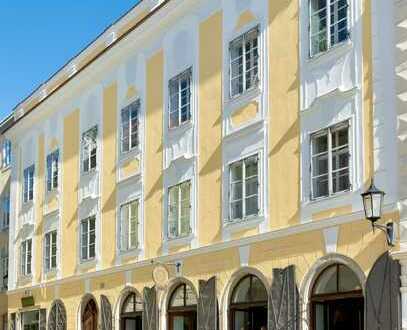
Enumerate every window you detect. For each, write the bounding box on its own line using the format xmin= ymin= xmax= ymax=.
xmin=168 ymin=284 xmax=197 ymax=330
xmin=82 ymin=126 xmax=97 ymax=173
xmin=1 ymin=140 xmax=11 ymax=168
xmin=44 ymin=231 xmax=57 ymax=272
xmin=229 ymin=155 xmax=259 ymax=221
xmin=310 ymin=0 xmax=349 ymax=56
xmin=120 ymin=200 xmax=139 ymax=251
xmin=46 ymin=150 xmax=59 ymax=192
xmin=230 ymin=27 xmax=259 ymax=98
xmin=21 ymin=239 xmax=32 ymax=276
xmin=311 ymin=122 xmax=350 ymax=199
xmin=80 ymin=216 xmax=96 ymax=261
xmin=169 ymin=68 xmax=192 ymax=128
xmin=120 ymin=292 xmax=143 ymax=330
xmin=21 ymin=310 xmax=41 ymax=330
xmin=0 ymin=247 xmax=7 ymax=290
xmin=23 ymin=165 xmax=35 ymax=203
xmin=121 ymin=100 xmax=140 ymax=153
xmin=1 ymin=194 xmax=9 ymax=230
xmin=168 ymin=181 xmax=191 ymax=239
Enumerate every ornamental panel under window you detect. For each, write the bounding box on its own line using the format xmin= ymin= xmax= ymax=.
xmin=46 ymin=150 xmax=59 ymax=192
xmin=44 ymin=231 xmax=57 ymax=272
xmin=230 ymin=27 xmax=259 ymax=98
xmin=311 ymin=122 xmax=350 ymax=199
xmin=229 ymin=155 xmax=259 ymax=221
xmin=120 ymin=200 xmax=139 ymax=252
xmin=121 ymin=100 xmax=140 ymax=153
xmin=81 ymin=216 xmax=96 ymax=261
xmin=21 ymin=239 xmax=32 ymax=276
xmin=169 ymin=68 xmax=192 ymax=129
xmin=310 ymin=0 xmax=349 ymax=56
xmin=23 ymin=165 xmax=35 ymax=203
xmin=168 ymin=181 xmax=191 ymax=239
xmin=82 ymin=126 xmax=98 ymax=173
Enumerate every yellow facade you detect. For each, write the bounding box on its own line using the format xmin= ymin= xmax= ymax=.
xmin=4 ymin=0 xmax=397 ymax=329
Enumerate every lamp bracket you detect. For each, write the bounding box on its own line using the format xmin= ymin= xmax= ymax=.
xmin=372 ymin=222 xmax=394 ymax=246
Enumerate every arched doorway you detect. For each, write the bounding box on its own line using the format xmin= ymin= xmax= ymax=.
xmin=48 ymin=299 xmax=67 ymax=330
xmin=311 ymin=263 xmax=364 ymax=330
xmin=120 ymin=291 xmax=143 ymax=330
xmin=82 ymin=299 xmax=98 ymax=330
xmin=229 ymin=274 xmax=268 ymax=330
xmin=168 ymin=283 xmax=197 ymax=330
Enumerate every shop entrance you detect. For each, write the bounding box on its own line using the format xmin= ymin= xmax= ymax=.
xmin=82 ymin=299 xmax=98 ymax=330
xmin=168 ymin=283 xmax=197 ymax=330
xmin=230 ymin=275 xmax=268 ymax=330
xmin=311 ymin=264 xmax=364 ymax=330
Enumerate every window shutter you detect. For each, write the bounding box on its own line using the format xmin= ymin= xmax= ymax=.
xmin=101 ymin=295 xmax=113 ymax=330
xmin=269 ymin=265 xmax=299 ymax=330
xmin=39 ymin=309 xmax=47 ymax=330
xmin=9 ymin=313 xmax=15 ymax=330
xmin=366 ymin=252 xmax=401 ymax=329
xmin=143 ymin=287 xmax=158 ymax=330
xmin=197 ymin=277 xmax=217 ymax=330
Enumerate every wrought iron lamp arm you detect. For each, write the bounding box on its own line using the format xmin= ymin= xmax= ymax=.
xmin=371 ymin=222 xmax=394 ymax=246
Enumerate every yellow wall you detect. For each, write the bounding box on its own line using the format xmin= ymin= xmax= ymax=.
xmin=121 ymin=158 xmax=140 ymax=179
xmin=268 ymin=0 xmax=300 ymax=229
xmin=62 ymin=110 xmax=80 ymax=277
xmin=145 ymin=51 xmax=164 ymax=259
xmin=101 ymin=83 xmax=118 ymax=268
xmin=34 ymin=134 xmax=45 ymax=283
xmin=198 ymin=11 xmax=223 ymax=246
xmin=231 ymin=102 xmax=258 ymax=127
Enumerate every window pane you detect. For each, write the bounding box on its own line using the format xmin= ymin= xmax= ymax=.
xmin=245 ymin=196 xmax=258 ymax=216
xmin=312 ymin=154 xmax=328 ymax=176
xmin=332 ymin=169 xmax=349 ymax=193
xmin=231 ymin=182 xmax=243 ymax=201
xmin=168 ymin=186 xmax=179 ymax=238
xmin=170 ymin=285 xmax=185 ymax=307
xmin=230 ymin=201 xmax=243 ymax=220
xmin=338 ymin=264 xmax=361 ymax=292
xmin=121 ymin=109 xmax=130 ymax=152
xmin=231 ymin=162 xmax=243 ymax=181
xmin=232 ymin=276 xmax=250 ymax=303
xmin=312 ymin=175 xmax=329 ymax=198
xmin=185 ymin=285 xmax=197 ymax=305
xmin=312 ymin=133 xmax=328 ymax=154
xmin=313 ymin=265 xmax=338 ymax=295
xmin=251 ymin=276 xmax=268 ymax=302
xmin=245 ymin=158 xmax=258 ymax=177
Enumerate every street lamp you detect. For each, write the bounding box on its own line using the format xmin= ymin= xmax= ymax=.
xmin=361 ymin=179 xmax=394 ymax=246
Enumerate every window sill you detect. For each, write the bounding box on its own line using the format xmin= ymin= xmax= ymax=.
xmin=165 ymin=234 xmax=194 ymax=247
xmin=77 ymin=258 xmax=97 ymax=271
xmin=226 ymin=86 xmax=261 ymax=110
xmin=307 ymin=38 xmax=352 ymax=67
xmin=308 ymin=189 xmax=352 ymax=205
xmin=118 ymin=247 xmax=142 ymax=258
xmin=119 ymin=147 xmax=141 ymax=164
xmin=168 ymin=120 xmax=194 ymax=138
xmin=223 ymin=215 xmax=264 ymax=233
xmin=44 ymin=269 xmax=57 ymax=279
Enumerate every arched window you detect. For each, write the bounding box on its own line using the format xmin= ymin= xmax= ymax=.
xmin=230 ymin=275 xmax=268 ymax=330
xmin=82 ymin=299 xmax=98 ymax=330
xmin=48 ymin=300 xmax=67 ymax=330
xmin=311 ymin=264 xmax=363 ymax=330
xmin=168 ymin=283 xmax=197 ymax=330
xmin=120 ymin=292 xmax=143 ymax=330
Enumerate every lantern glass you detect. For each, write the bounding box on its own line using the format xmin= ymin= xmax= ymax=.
xmin=361 ymin=181 xmax=385 ymax=222
xmin=363 ymin=193 xmax=373 ymax=219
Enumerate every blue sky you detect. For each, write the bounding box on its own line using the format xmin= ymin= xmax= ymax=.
xmin=0 ymin=1 xmax=140 ymax=120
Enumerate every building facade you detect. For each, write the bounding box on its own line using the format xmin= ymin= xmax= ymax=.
xmin=3 ymin=0 xmax=403 ymax=329
xmin=0 ymin=115 xmax=13 ymax=330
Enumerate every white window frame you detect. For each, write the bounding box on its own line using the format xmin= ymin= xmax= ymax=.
xmin=309 ymin=0 xmax=349 ymax=57
xmin=0 ymin=247 xmax=8 ymax=290
xmin=23 ymin=165 xmax=35 ymax=203
xmin=310 ymin=121 xmax=351 ymax=200
xmin=46 ymin=150 xmax=59 ymax=192
xmin=229 ymin=26 xmax=260 ymax=99
xmin=21 ymin=310 xmax=40 ymax=330
xmin=81 ymin=126 xmax=98 ymax=174
xmin=80 ymin=216 xmax=96 ymax=262
xmin=120 ymin=100 xmax=140 ymax=153
xmin=1 ymin=194 xmax=9 ymax=230
xmin=44 ymin=230 xmax=57 ymax=272
xmin=168 ymin=68 xmax=192 ymax=129
xmin=228 ymin=154 xmax=260 ymax=222
xmin=167 ymin=181 xmax=192 ymax=240
xmin=119 ymin=199 xmax=140 ymax=252
xmin=21 ymin=239 xmax=32 ymax=277
xmin=2 ymin=140 xmax=11 ymax=169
